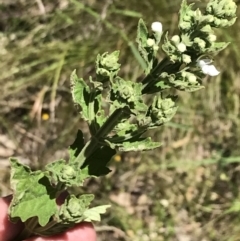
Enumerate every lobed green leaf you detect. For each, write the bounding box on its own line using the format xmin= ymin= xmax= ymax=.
xmin=9 ymin=158 xmax=58 ymax=226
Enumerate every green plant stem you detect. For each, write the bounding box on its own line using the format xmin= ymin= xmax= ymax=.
xmin=106 ymin=127 xmax=147 ymax=143
xmin=16 ymin=217 xmax=39 ymax=241
xmin=141 ymin=57 xmax=170 ymax=93
xmin=142 ymin=57 xmax=182 ymax=94
xmin=74 ymin=107 xmax=130 ymax=168
xmin=88 ymin=90 xmax=100 ymax=135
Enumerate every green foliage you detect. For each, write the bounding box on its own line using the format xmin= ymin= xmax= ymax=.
xmin=7 ymin=0 xmax=237 ymax=239
xmin=9 ymin=159 xmax=58 ymax=226
xmin=136 ymin=19 xmax=160 ymax=74
xmin=45 ymin=160 xmax=90 ymax=187
xmin=58 ymin=194 xmax=94 ymax=224
xmin=68 ymin=130 xmax=85 ymax=163
xmin=83 ymin=146 xmax=116 ymax=176
xmin=83 ymin=205 xmax=111 ymax=222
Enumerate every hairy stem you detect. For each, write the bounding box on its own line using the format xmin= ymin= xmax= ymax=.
xmin=74 ymin=107 xmax=131 ymax=168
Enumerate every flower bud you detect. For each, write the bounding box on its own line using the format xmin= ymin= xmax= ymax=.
xmin=200 ymin=24 xmax=212 ymax=33
xmin=194 ymin=38 xmax=206 ymax=50
xmin=62 ymin=166 xmax=76 ymax=180
xmin=177 ymin=42 xmax=186 ymax=52
xmin=171 ymin=35 xmax=180 ymax=44
xmin=149 ymin=96 xmax=178 ymax=125
xmin=151 ymin=21 xmax=162 ymax=33
xmin=187 ymin=73 xmax=197 ymax=84
xmin=179 ymin=21 xmax=191 ymax=31
xmin=194 ymin=9 xmax=202 ymax=20
xmin=204 ymin=15 xmax=214 ymax=23
xmin=182 ymin=54 xmax=191 ymax=64
xmin=153 ymin=45 xmax=159 ymax=51
xmin=147 ymin=38 xmax=155 ymax=47
xmin=208 ymin=34 xmax=217 ymax=42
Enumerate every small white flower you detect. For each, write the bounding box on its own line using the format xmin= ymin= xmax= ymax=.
xmin=201 ymin=65 xmax=220 ymax=76
xmin=198 ymin=59 xmax=211 ymax=67
xmin=151 ymin=21 xmax=162 ymax=33
xmin=197 ymin=59 xmax=220 ymax=76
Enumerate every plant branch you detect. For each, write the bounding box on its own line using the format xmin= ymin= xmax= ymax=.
xmin=74 ymin=107 xmax=131 ymax=168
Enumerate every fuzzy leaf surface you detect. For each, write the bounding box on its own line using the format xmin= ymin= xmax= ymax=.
xmin=83 ymin=146 xmax=116 ymax=176
xmin=46 ymin=159 xmax=90 ymax=187
xmin=9 ymin=158 xmax=57 ymax=226
xmin=58 ymin=194 xmax=94 ymax=224
xmin=68 ymin=129 xmax=85 ymax=163
xmin=136 ymin=19 xmax=154 ymax=74
xmin=107 ymin=137 xmax=161 ymax=151
xmin=71 ymin=70 xmax=91 ymax=121
xmin=83 ymin=205 xmax=111 ymax=222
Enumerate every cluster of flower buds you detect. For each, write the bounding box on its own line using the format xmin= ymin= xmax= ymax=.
xmin=96 ymin=51 xmax=121 ymax=80
xmin=110 ymin=77 xmax=147 ymax=114
xmin=147 ymin=95 xmax=178 ymax=127
xmin=138 ymin=0 xmax=236 ymax=131
xmin=158 ymin=0 xmax=236 ymax=86
xmin=58 ymin=194 xmax=94 ymax=224
xmin=206 ymin=0 xmax=237 ymax=28
xmin=162 ymin=34 xmax=189 ymax=63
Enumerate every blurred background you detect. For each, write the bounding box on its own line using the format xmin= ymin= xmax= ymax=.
xmin=0 ymin=0 xmax=240 ymax=240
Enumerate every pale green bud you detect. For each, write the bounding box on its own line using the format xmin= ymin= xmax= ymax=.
xmin=147 ymin=38 xmax=155 ymax=47
xmin=171 ymin=35 xmax=180 ymax=44
xmin=181 ymin=71 xmax=187 ymax=78
xmin=214 ymin=17 xmax=222 ymax=27
xmin=207 ymin=0 xmax=237 ymax=19
xmin=153 ymin=45 xmax=159 ymax=51
xmin=208 ymin=34 xmax=217 ymax=42
xmin=177 ymin=42 xmax=187 ymax=52
xmin=204 ymin=15 xmax=214 ymax=23
xmin=179 ymin=21 xmax=191 ymax=31
xmin=96 ymin=51 xmax=121 ymax=79
xmin=194 ymin=9 xmax=202 ymax=19
xmin=183 ymin=14 xmax=192 ymax=22
xmin=194 ymin=37 xmax=206 ymax=50
xmin=221 ymin=19 xmax=230 ymax=27
xmin=182 ymin=54 xmax=191 ymax=64
xmin=200 ymin=24 xmax=212 ymax=33
xmin=187 ymin=73 xmax=197 ymax=84
xmin=62 ymin=166 xmax=76 ymax=180
xmin=225 ymin=1 xmax=237 ymax=17
xmin=150 ymin=96 xmax=178 ymax=125
xmin=98 ymin=68 xmax=108 ymax=76
xmin=100 ymin=51 xmax=120 ymax=70
xmin=228 ymin=1 xmax=237 ymax=9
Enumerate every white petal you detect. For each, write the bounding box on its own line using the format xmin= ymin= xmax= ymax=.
xmin=151 ymin=22 xmax=162 ymax=33
xmin=206 ymin=65 xmax=220 ymax=76
xmin=201 ymin=64 xmax=220 ymax=76
xmin=201 ymin=65 xmax=210 ymax=74
xmin=198 ymin=59 xmax=211 ymax=67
